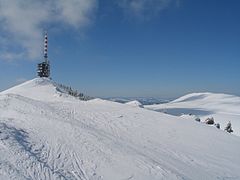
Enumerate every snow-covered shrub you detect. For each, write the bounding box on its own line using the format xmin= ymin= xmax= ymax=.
xmin=195 ymin=117 xmax=201 ymax=122
xmin=57 ymin=83 xmax=93 ymax=101
xmin=224 ymin=121 xmax=233 ymax=133
xmin=205 ymin=117 xmax=214 ymax=125
xmin=215 ymin=123 xmax=220 ymax=129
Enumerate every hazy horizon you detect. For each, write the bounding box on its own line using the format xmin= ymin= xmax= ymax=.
xmin=0 ymin=0 xmax=239 ymax=98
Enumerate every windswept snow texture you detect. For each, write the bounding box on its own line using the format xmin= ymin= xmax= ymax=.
xmin=0 ymin=79 xmax=240 ymax=179
xmin=145 ymin=92 xmax=240 ymax=136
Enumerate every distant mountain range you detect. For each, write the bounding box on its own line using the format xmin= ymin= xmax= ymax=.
xmin=104 ymin=97 xmax=171 ymax=105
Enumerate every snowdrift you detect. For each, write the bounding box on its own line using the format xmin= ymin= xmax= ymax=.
xmin=125 ymin=100 xmax=143 ymax=108
xmin=145 ymin=92 xmax=240 ymax=136
xmin=0 ymin=80 xmax=240 ymax=179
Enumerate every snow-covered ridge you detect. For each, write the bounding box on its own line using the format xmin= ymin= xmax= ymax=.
xmin=0 ymin=80 xmax=240 ymax=179
xmin=172 ymin=92 xmax=240 ymax=106
xmin=145 ymin=92 xmax=240 ymax=136
xmin=1 ymin=78 xmax=90 ymax=102
xmin=147 ymin=92 xmax=240 ymax=113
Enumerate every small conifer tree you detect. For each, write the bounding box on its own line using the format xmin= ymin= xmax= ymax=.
xmin=224 ymin=121 xmax=233 ymax=133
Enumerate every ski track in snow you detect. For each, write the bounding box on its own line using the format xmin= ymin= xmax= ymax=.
xmin=0 ymin=79 xmax=240 ymax=179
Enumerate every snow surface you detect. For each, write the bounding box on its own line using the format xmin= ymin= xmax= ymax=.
xmin=145 ymin=92 xmax=240 ymax=136
xmin=1 ymin=78 xmax=76 ymax=102
xmin=0 ymin=79 xmax=240 ymax=179
xmin=125 ymin=100 xmax=143 ymax=108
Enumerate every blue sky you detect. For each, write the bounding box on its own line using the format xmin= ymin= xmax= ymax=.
xmin=0 ymin=0 xmax=240 ymax=98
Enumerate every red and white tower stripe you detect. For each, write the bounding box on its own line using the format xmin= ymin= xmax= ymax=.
xmin=44 ymin=32 xmax=48 ymax=60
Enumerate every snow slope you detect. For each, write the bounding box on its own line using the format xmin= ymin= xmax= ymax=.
xmin=125 ymin=100 xmax=143 ymax=108
xmin=1 ymin=78 xmax=76 ymax=102
xmin=145 ymin=92 xmax=240 ymax=136
xmin=0 ymin=80 xmax=240 ymax=179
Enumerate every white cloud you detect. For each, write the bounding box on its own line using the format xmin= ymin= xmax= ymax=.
xmin=0 ymin=0 xmax=176 ymax=62
xmin=0 ymin=0 xmax=97 ymax=61
xmin=118 ymin=0 xmax=176 ymax=19
xmin=55 ymin=0 xmax=97 ymax=28
xmin=0 ymin=51 xmax=24 ymax=62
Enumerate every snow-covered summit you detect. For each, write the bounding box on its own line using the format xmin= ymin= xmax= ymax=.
xmin=0 ymin=81 xmax=240 ymax=179
xmin=1 ymin=78 xmax=84 ymax=102
xmin=125 ymin=100 xmax=143 ymax=108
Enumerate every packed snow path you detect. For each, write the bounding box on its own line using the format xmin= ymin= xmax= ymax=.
xmin=0 ymin=78 xmax=240 ymax=179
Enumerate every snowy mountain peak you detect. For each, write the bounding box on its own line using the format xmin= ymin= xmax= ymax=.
xmin=125 ymin=100 xmax=143 ymax=108
xmin=0 ymin=78 xmax=88 ymax=102
xmin=2 ymin=78 xmax=52 ymax=92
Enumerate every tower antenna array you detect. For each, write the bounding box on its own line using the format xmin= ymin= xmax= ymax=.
xmin=37 ymin=31 xmax=50 ymax=78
